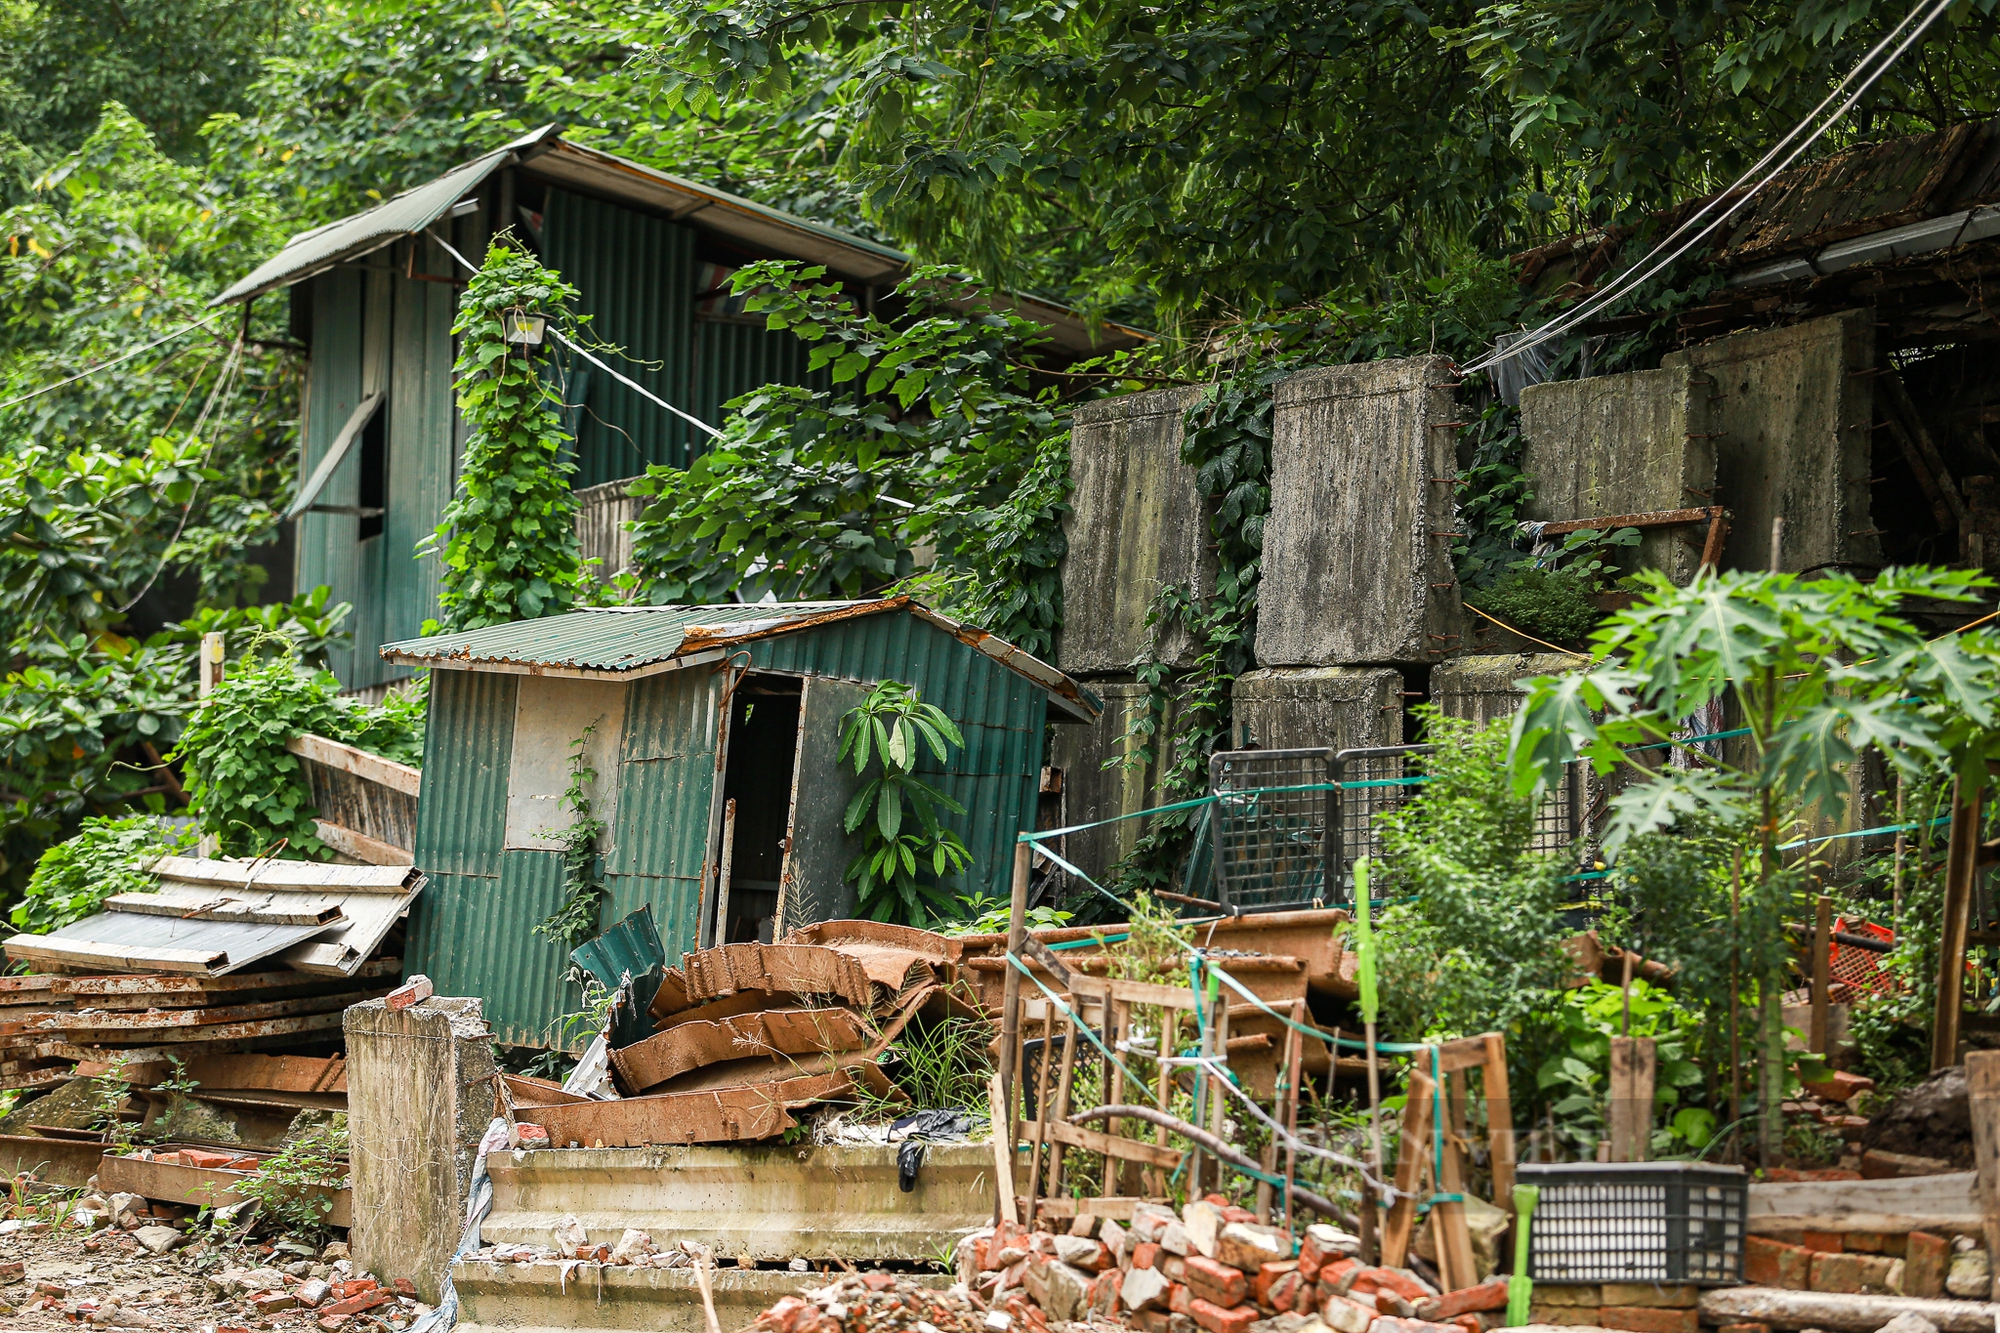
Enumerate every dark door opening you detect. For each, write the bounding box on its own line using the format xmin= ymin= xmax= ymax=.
xmin=357 ymin=399 xmax=388 ymax=542
xmin=714 ymin=673 xmax=803 ymax=945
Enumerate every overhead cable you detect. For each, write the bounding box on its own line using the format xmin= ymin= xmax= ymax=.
xmin=0 ymin=311 xmax=230 ymax=413
xmin=1464 ymin=0 xmax=1961 ymax=375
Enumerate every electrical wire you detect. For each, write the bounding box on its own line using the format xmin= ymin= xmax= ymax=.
xmin=1464 ymin=0 xmax=1962 ymax=375
xmin=0 ymin=311 xmax=230 ymax=413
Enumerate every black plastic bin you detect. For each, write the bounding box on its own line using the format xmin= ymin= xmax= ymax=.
xmin=1519 ymin=1161 xmax=1748 ymax=1285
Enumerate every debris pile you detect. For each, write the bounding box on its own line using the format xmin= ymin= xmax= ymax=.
xmin=760 ymin=1272 xmax=988 ymax=1333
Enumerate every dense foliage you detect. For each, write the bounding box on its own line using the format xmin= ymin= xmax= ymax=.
xmin=837 ymin=681 xmax=973 ymax=923
xmin=13 ymin=813 xmax=193 ymax=936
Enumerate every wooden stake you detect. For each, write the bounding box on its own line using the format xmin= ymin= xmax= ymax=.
xmin=1282 ymin=998 xmax=1306 ymax=1232
xmin=1968 ymin=1050 xmax=2000 ymax=1300
xmin=1728 ymin=849 xmax=1743 ymax=1156
xmin=1893 ymin=773 xmax=1907 ymax=927
xmin=1025 ymin=1003 xmax=1054 ymax=1224
xmin=1050 ymin=1004 xmax=1079 ymax=1197
xmin=1381 ymin=1065 xmax=1436 ymax=1268
xmin=1934 ymin=779 xmax=1981 ymax=1073
xmin=1434 ymin=1087 xmax=1478 ymax=1291
xmin=988 ymin=1072 xmax=1018 ymax=1224
xmin=1105 ymin=997 xmax=1130 ymax=1200
xmin=995 ymin=841 xmax=1030 ymax=1223
xmin=1608 ymin=1036 xmax=1657 ymax=1162
xmin=1810 ymin=893 xmax=1832 ymax=1054
xmin=1483 ymin=1032 xmax=1516 ymax=1212
xmin=713 ymin=799 xmax=737 ymax=947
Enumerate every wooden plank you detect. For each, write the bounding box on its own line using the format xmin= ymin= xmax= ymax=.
xmin=1811 ymin=894 xmax=1833 ymax=1053
xmin=104 ymin=889 xmax=347 ymax=927
xmin=3 ymin=937 xmax=227 ymax=974
xmin=989 ymin=1072 xmax=1018 ymax=1223
xmin=1067 ymin=974 xmax=1202 ymax=1010
xmin=287 ymin=732 xmax=422 ymax=798
xmin=56 ymin=1007 xmax=357 ymax=1046
xmin=0 ymin=1067 xmax=71 ymax=1091
xmin=1022 ymin=1119 xmax=1186 ymax=1170
xmin=151 ymin=856 xmax=415 ymax=893
xmin=1608 ymin=1036 xmax=1656 ymax=1162
xmin=1437 ymin=1034 xmax=1493 ymax=1074
xmin=1970 ymin=1051 xmax=2000 ymax=1300
xmin=37 ymin=989 xmax=382 ymax=1032
xmin=771 ymin=675 xmax=871 ymax=936
xmin=98 ymin=1151 xmax=351 ymax=1229
xmin=55 ymin=958 xmax=400 ymax=997
xmin=312 ymin=820 xmax=413 ymax=867
xmin=1484 ymin=1033 xmax=1516 ymax=1212
xmin=1535 ymin=506 xmax=1717 ymax=536
xmin=1381 ymin=1067 xmax=1435 ymax=1268
xmin=1935 ymin=780 xmax=1981 ymax=1071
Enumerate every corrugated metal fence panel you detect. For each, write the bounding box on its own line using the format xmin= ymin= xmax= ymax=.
xmin=486 ymin=850 xmax=579 ymax=1048
xmin=345 ymin=266 xmax=395 ymax=692
xmin=409 ymin=669 xmax=513 ymax=999
xmin=573 ymin=479 xmax=641 ymax=584
xmin=747 ymin=611 xmax=1045 ymax=903
xmin=296 ymin=269 xmax=366 ymax=684
xmin=690 ymin=319 xmax=816 ymax=430
xmin=543 ymin=189 xmax=696 ymax=487
xmin=606 ymin=671 xmax=721 ymax=962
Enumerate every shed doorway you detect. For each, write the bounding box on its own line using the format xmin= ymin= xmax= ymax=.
xmin=712 ymin=674 xmax=802 ymax=946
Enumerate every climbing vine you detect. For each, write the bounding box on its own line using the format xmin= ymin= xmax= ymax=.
xmin=535 ymin=726 xmax=608 ymax=950
xmin=422 ymin=239 xmax=587 ymax=633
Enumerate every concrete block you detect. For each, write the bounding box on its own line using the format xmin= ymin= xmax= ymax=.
xmin=1520 ymin=366 xmax=1718 ymax=584
xmin=1048 ymin=679 xmax=1181 ymax=888
xmin=1259 ymin=357 xmax=1462 ymax=667
xmin=1060 ymin=387 xmax=1214 ymax=674
xmin=1661 ymin=310 xmax=1876 ymax=574
xmin=346 ymin=996 xmax=497 ymax=1305
xmin=1430 ymin=654 xmax=1582 ymax=727
xmin=1229 ymin=668 xmax=1403 ymax=752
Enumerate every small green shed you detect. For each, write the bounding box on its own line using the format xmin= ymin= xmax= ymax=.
xmin=381 ymin=597 xmax=1097 ymax=1047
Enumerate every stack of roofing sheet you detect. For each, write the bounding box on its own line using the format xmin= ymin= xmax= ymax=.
xmin=509 ymin=923 xmax=976 ymax=1148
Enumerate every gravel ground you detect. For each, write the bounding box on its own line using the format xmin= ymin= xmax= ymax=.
xmin=0 ymin=1203 xmax=427 ymax=1333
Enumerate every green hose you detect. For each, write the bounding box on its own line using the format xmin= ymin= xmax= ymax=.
xmin=1506 ymin=1184 xmax=1540 ymax=1328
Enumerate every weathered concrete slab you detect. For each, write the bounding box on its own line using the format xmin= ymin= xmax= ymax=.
xmin=454 ymin=1259 xmax=951 ymax=1333
xmin=1663 ymin=310 xmax=1877 ymax=573
xmin=348 ymin=996 xmax=497 ymax=1304
xmin=1230 ymin=668 xmax=1403 ymax=752
xmin=1059 ymin=387 xmax=1213 ymax=674
xmin=1431 ymin=654 xmax=1585 ymax=727
xmin=1520 ymin=365 xmax=1718 ymax=583
xmin=476 ymin=1141 xmax=995 ymax=1257
xmin=1259 ymin=357 xmax=1462 ymax=666
xmin=1048 ymin=679 xmax=1180 ymax=887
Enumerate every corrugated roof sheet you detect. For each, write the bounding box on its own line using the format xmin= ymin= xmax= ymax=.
xmin=380 ymin=597 xmax=1100 ymax=719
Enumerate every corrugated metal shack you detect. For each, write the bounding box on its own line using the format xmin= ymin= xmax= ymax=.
xmin=211 ymin=126 xmax=1146 ymax=696
xmin=380 ymin=597 xmax=1099 ymax=1048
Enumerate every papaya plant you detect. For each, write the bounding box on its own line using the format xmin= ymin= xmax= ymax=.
xmin=838 ymin=681 xmax=973 ymax=924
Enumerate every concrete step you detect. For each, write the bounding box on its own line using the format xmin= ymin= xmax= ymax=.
xmin=452 ymin=1259 xmax=949 ymax=1333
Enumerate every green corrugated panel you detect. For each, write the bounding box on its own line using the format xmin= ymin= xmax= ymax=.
xmin=691 ymin=319 xmax=816 ymax=429
xmin=381 ymin=602 xmax=855 ymax=671
xmin=606 ymin=671 xmax=720 ymax=960
xmin=295 ymin=270 xmax=366 ymax=683
xmin=745 ymin=609 xmax=1045 ymax=902
xmin=544 ymin=189 xmax=696 ymax=486
xmin=407 ymin=669 xmax=512 ymax=993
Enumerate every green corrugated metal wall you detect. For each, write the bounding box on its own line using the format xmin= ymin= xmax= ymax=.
xmin=293 ymin=242 xmax=461 ymax=692
xmin=544 ymin=190 xmax=698 ymax=486
xmin=406 ymin=609 xmax=1045 ymax=1049
xmin=691 ymin=320 xmax=817 ymax=428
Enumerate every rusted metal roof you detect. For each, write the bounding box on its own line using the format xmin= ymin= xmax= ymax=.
xmin=379 ymin=598 xmax=1101 ymax=720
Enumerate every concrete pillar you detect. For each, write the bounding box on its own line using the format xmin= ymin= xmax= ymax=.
xmin=1058 ymin=387 xmax=1214 ymax=674
xmin=1257 ymin=357 xmax=1462 ymax=667
xmin=1519 ymin=365 xmax=1719 ymax=583
xmin=1229 ymin=667 xmax=1403 ymax=752
xmin=346 ymin=996 xmax=497 ymax=1302
xmin=1047 ymin=680 xmax=1181 ymax=888
xmin=1662 ymin=309 xmax=1877 ymax=574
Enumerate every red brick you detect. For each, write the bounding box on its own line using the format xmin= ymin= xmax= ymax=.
xmin=1131 ymin=1243 xmax=1162 ymax=1272
xmin=1802 ymin=1069 xmax=1873 ymax=1102
xmin=1267 ymin=1270 xmax=1306 ymax=1314
xmin=182 ymin=1149 xmax=236 ymax=1169
xmin=1450 ymin=1317 xmax=1481 ymax=1333
xmin=321 ymin=1290 xmax=392 ymax=1319
xmin=391 ymin=1278 xmax=416 ymax=1298
xmin=1905 ymin=1231 xmax=1949 ymax=1298
xmin=1169 ymin=1284 xmax=1191 ymax=1315
xmin=331 ymin=1280 xmax=379 ymax=1300
xmin=1185 ymin=1255 xmax=1249 ymax=1308
xmin=386 ymin=974 xmax=434 ymax=1011
xmin=1134 ymin=1313 xmax=1175 ymax=1333
xmin=758 ymin=1296 xmax=811 ymax=1332
xmin=252 ymin=1294 xmax=298 ymax=1314
xmin=1350 ymin=1269 xmax=1430 ymax=1304
xmin=1188 ymin=1298 xmax=1258 ymax=1333
xmin=1800 ymin=1230 xmax=1845 ymax=1254
xmin=1367 ymin=1318 xmax=1463 ymax=1333
xmin=1599 ymin=1309 xmax=1698 ymax=1333
xmin=1716 ymin=1325 xmax=1769 ymax=1333
xmin=1809 ymin=1251 xmax=1899 ymax=1295
xmin=1419 ymin=1279 xmax=1509 ymax=1321
xmin=1255 ymin=1262 xmax=1300 ymax=1308
xmin=1744 ymin=1237 xmax=1810 ymax=1290
xmin=1089 ymin=1270 xmax=1123 ymax=1317
xmin=1317 ymin=1257 xmax=1360 ymax=1296
xmin=1220 ymin=1207 xmax=1259 ymax=1226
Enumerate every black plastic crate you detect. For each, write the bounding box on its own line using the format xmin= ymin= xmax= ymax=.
xmin=1520 ymin=1161 xmax=1747 ymax=1285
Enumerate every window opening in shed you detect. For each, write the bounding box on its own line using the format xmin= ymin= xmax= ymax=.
xmin=356 ymin=397 xmax=387 ymax=542
xmin=716 ymin=673 xmax=803 ymax=945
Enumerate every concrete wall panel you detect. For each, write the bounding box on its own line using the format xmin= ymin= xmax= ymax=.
xmin=1431 ymin=653 xmax=1584 ymax=728
xmin=1663 ymin=310 xmax=1877 ymax=573
xmin=1520 ymin=366 xmax=1718 ymax=583
xmin=1047 ymin=680 xmax=1180 ymax=888
xmin=1258 ymin=357 xmax=1461 ymax=666
xmin=1230 ymin=667 xmax=1403 ymax=753
xmin=1058 ymin=387 xmax=1213 ymax=674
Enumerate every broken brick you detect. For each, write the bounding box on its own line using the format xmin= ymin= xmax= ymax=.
xmin=1599 ymin=1309 xmax=1698 ymax=1333
xmin=1188 ymin=1298 xmax=1258 ymax=1333
xmin=1599 ymin=1284 xmax=1697 ymax=1309
xmin=1266 ymin=1269 xmax=1305 ymax=1314
xmin=1184 ymin=1256 xmax=1249 ymax=1308
xmin=1417 ymin=1279 xmax=1508 ymax=1321
xmin=1350 ymin=1269 xmax=1430 ymax=1305
xmin=1131 ymin=1243 xmax=1162 ymax=1271
xmin=1366 ymin=1318 xmax=1463 ymax=1333
xmin=320 ymin=1289 xmax=392 ymax=1319
xmin=1809 ymin=1251 xmax=1900 ymax=1295
xmin=1906 ymin=1232 xmax=1950 ymax=1299
xmin=391 ymin=1278 xmax=416 ymax=1298
xmin=1715 ymin=1324 xmax=1770 ymax=1333
xmin=1744 ymin=1237 xmax=1810 ymax=1291
xmin=1170 ymin=1284 xmax=1191 ymax=1315
xmin=1800 ymin=1230 xmax=1845 ymax=1254
xmin=1254 ymin=1261 xmax=1299 ymax=1308
xmin=386 ymin=973 xmax=434 ymax=1011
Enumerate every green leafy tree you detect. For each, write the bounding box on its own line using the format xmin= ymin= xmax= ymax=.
xmin=422 ymin=240 xmax=587 ymax=632
xmin=13 ymin=813 xmax=194 ymax=936
xmin=837 ymin=681 xmax=973 ymax=924
xmin=1510 ymin=565 xmax=2000 ymax=1163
